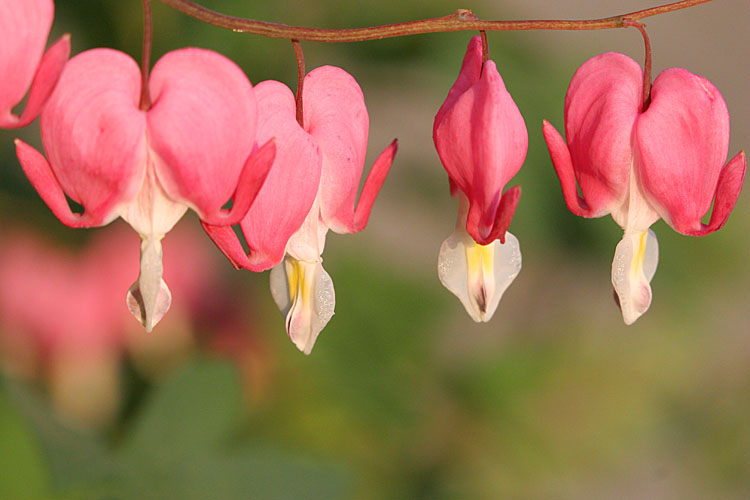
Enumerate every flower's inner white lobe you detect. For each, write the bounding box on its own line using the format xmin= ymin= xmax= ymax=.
xmin=285 ymin=196 xmax=328 ymax=262
xmin=269 ymin=255 xmax=335 ymax=355
xmin=438 ymin=226 xmax=521 ymax=323
xmin=119 ymin=152 xmax=187 ymax=331
xmin=126 ymin=236 xmax=171 ymax=332
xmin=611 ymin=228 xmax=659 ymax=325
xmin=611 ymin=159 xmax=660 ymax=233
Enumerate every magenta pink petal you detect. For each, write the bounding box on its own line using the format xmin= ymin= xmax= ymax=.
xmin=201 ymin=223 xmax=249 ymax=270
xmin=237 ymin=80 xmax=322 ymax=270
xmin=434 ymin=35 xmax=483 ymax=129
xmin=34 ymin=48 xmax=147 ymax=224
xmin=636 ymin=68 xmax=733 ymax=234
xmin=353 ymin=139 xmax=397 ymax=231
xmin=303 ymin=66 xmax=370 ymax=234
xmin=558 ymin=52 xmax=642 ymax=217
xmin=434 ymin=53 xmax=526 ymax=243
xmin=469 ymin=185 xmax=521 ymax=246
xmin=147 ymin=48 xmax=257 ymax=221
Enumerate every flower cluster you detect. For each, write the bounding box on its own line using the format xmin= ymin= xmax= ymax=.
xmin=2 ymin=2 xmax=746 ymax=356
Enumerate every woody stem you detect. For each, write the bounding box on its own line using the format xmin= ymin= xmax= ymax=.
xmin=292 ymin=39 xmax=305 ymax=127
xmin=139 ymin=0 xmax=153 ymax=110
xmin=624 ymin=20 xmax=653 ymax=111
xmin=155 ymin=0 xmax=712 ymax=42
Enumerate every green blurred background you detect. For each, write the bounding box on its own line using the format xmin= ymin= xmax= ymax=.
xmin=0 ymin=1 xmax=748 ymax=498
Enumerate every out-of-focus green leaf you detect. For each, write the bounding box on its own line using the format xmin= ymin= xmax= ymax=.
xmin=0 ymin=378 xmax=52 ymax=500
xmin=119 ymin=358 xmax=241 ymax=459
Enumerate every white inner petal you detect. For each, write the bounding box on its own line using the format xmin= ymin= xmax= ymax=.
xmin=438 ymin=226 xmax=522 ymax=323
xmin=611 ymin=228 xmax=659 ymax=325
xmin=118 ymin=152 xmax=186 ymax=332
xmin=270 ymin=255 xmax=335 ymax=355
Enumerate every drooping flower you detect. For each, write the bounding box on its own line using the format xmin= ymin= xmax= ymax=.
xmin=433 ymin=36 xmax=527 ymax=322
xmin=543 ymin=52 xmax=746 ymax=324
xmin=205 ymin=66 xmax=397 ymax=354
xmin=0 ymin=220 xmax=267 ymax=427
xmin=16 ymin=47 xmax=275 ymax=331
xmin=0 ymin=0 xmax=70 ymax=128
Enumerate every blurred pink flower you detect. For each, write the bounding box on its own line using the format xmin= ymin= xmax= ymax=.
xmin=543 ymin=52 xmax=746 ymax=324
xmin=433 ymin=36 xmax=526 ymax=322
xmin=0 ymin=0 xmax=70 ymax=128
xmin=15 ymin=47 xmax=275 ymax=331
xmin=0 ymin=221 xmax=266 ymax=426
xmin=206 ymin=66 xmax=396 ymax=355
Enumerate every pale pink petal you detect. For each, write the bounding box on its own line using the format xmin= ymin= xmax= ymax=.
xmin=201 ymin=138 xmax=277 ymax=226
xmin=304 ymin=66 xmax=392 ymax=234
xmin=14 ymin=34 xmax=71 ymax=128
xmin=0 ymin=0 xmax=54 ymax=127
xmin=147 ymin=48 xmax=257 ymax=221
xmin=555 ymin=52 xmax=642 ymax=217
xmin=635 ymin=68 xmax=740 ymax=235
xmin=15 ymin=139 xmax=103 ymax=227
xmin=237 ymin=80 xmax=322 ymax=270
xmin=32 ymin=48 xmax=147 ymax=225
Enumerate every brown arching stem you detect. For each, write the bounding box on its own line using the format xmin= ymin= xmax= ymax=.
xmin=624 ymin=20 xmax=653 ymax=111
xmin=140 ymin=0 xmax=153 ymax=110
xmin=155 ymin=0 xmax=712 ymax=42
xmin=479 ymin=30 xmax=489 ymax=75
xmin=292 ymin=40 xmax=305 ymax=127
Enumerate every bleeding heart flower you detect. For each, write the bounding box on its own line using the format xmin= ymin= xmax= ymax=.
xmin=433 ymin=36 xmax=526 ymax=322
xmin=15 ymin=47 xmax=275 ymax=331
xmin=0 ymin=0 xmax=70 ymax=128
xmin=205 ymin=66 xmax=396 ymax=354
xmin=543 ymin=52 xmax=746 ymax=324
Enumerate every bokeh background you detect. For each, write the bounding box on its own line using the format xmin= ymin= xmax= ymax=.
xmin=1 ymin=0 xmax=748 ymax=498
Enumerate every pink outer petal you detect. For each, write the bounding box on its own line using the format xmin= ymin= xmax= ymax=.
xmin=434 ymin=35 xmax=483 ymax=128
xmin=635 ymin=68 xmax=740 ymax=235
xmin=353 ymin=139 xmax=397 ymax=232
xmin=685 ymin=151 xmax=746 ymax=236
xmin=542 ymin=120 xmax=590 ymax=217
xmin=15 ymin=140 xmax=103 ymax=227
xmin=553 ymin=52 xmax=643 ymax=218
xmin=147 ymin=48 xmax=257 ymax=221
xmin=200 ymin=137 xmax=276 ymax=226
xmin=470 ymin=185 xmax=521 ymax=246
xmin=237 ymin=80 xmax=322 ymax=270
xmin=36 ymin=48 xmax=147 ymax=224
xmin=434 ymin=43 xmax=527 ymax=242
xmin=3 ymin=34 xmax=70 ymax=129
xmin=0 ymin=0 xmax=54 ymax=126
xmin=304 ymin=65 xmax=393 ymax=234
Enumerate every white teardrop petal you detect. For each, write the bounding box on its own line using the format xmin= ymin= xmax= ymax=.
xmin=611 ymin=229 xmax=659 ymax=325
xmin=126 ymin=236 xmax=172 ymax=332
xmin=269 ymin=256 xmax=335 ymax=355
xmin=437 ymin=228 xmax=521 ymax=323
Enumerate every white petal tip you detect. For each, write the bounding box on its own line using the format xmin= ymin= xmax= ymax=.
xmin=126 ymin=279 xmax=172 ymax=332
xmin=270 ymin=256 xmax=335 ymax=355
xmin=612 ymin=229 xmax=658 ymax=326
xmin=438 ymin=229 xmax=522 ymax=323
